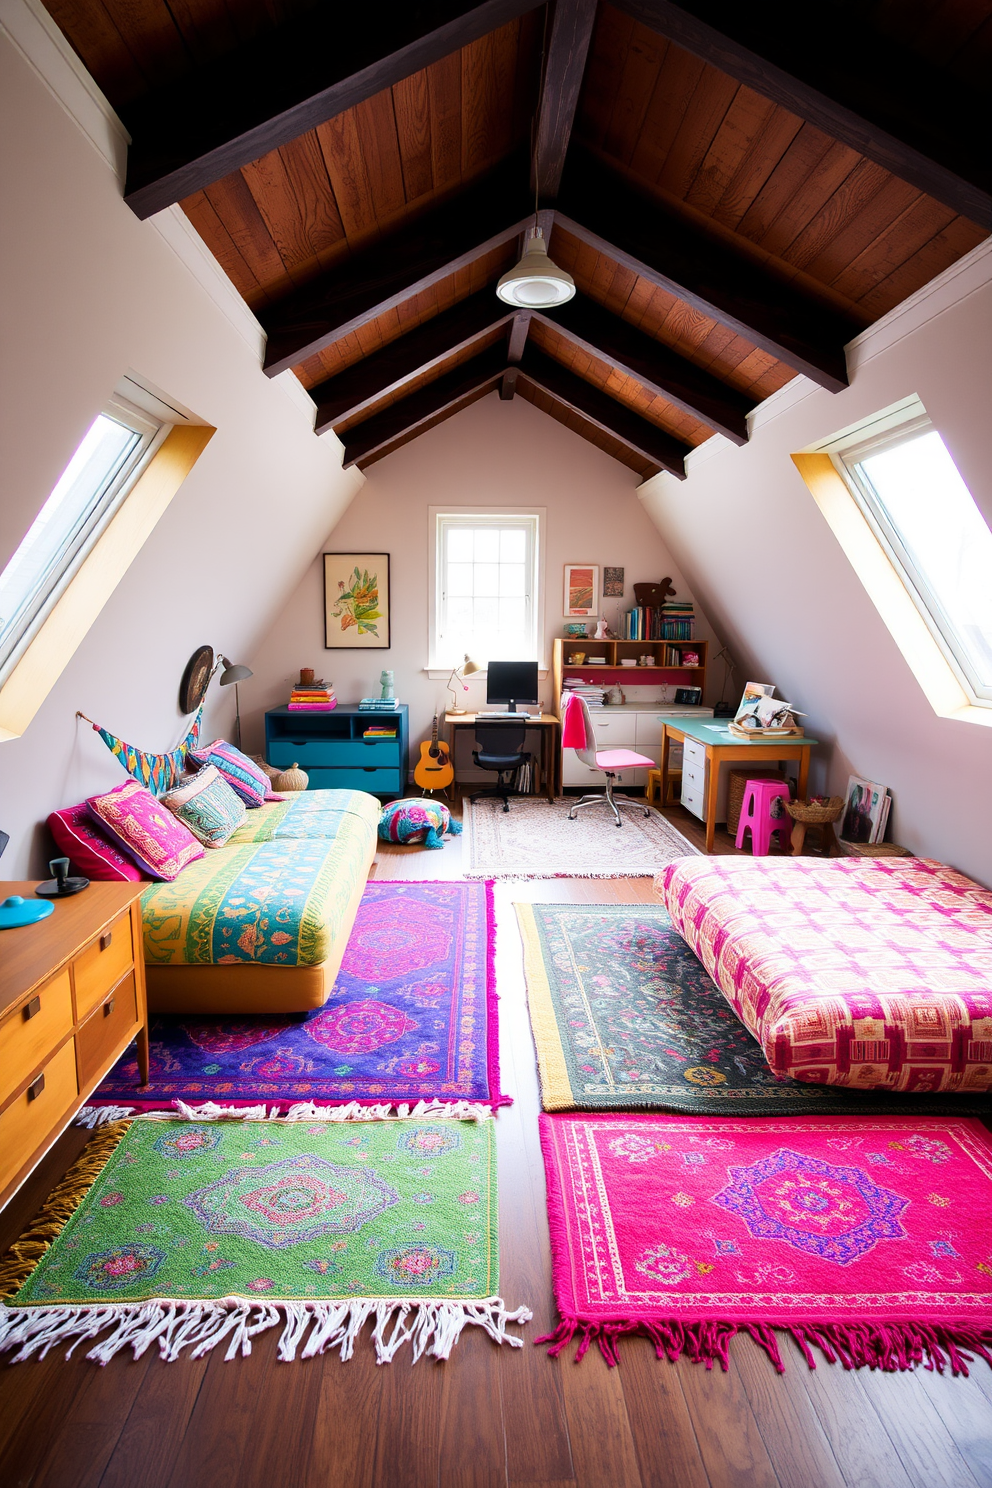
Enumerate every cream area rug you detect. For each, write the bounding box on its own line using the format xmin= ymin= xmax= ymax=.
xmin=464 ymin=797 xmax=700 ymax=878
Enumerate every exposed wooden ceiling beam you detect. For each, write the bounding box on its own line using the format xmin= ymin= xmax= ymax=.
xmin=122 ymin=0 xmax=546 ymax=219
xmin=557 ymin=148 xmax=860 ymax=391
xmin=501 ymin=310 xmax=532 ymax=397
xmin=520 ymin=346 xmax=691 ymax=476
xmin=535 ymin=297 xmax=751 ymax=443
xmin=611 ymin=0 xmax=991 ymax=229
xmin=261 ymin=157 xmax=533 ymax=375
xmin=340 ymin=345 xmax=507 ymax=466
xmin=310 ymin=293 xmax=512 ymax=433
xmin=531 ymin=0 xmax=599 ymax=201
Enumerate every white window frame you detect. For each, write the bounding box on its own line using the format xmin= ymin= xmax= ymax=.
xmin=427 ymin=507 xmax=545 ymax=674
xmin=794 ymin=394 xmax=992 ymax=729
xmin=0 ymin=391 xmax=172 ymax=688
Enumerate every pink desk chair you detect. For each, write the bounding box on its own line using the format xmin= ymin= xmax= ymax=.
xmin=563 ymin=693 xmax=657 ymax=828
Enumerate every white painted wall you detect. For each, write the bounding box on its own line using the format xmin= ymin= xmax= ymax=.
xmin=639 ymin=242 xmax=992 ymax=885
xmin=245 ymin=393 xmax=719 ymax=769
xmin=0 ymin=19 xmax=363 ymax=875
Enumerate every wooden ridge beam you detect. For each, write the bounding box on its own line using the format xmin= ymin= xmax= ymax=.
xmin=501 ymin=311 xmax=532 ymax=398
xmin=535 ymin=297 xmax=752 ymax=443
xmin=531 ymin=0 xmax=599 ymax=201
xmin=260 ymin=156 xmax=533 ymax=375
xmin=340 ymin=344 xmax=507 ymax=466
xmin=122 ymin=0 xmax=546 ymax=219
xmin=310 ymin=292 xmax=512 ymax=433
xmin=611 ymin=0 xmax=991 ymax=228
xmin=519 ymin=345 xmax=691 ymax=476
xmin=557 ymin=148 xmax=860 ymax=391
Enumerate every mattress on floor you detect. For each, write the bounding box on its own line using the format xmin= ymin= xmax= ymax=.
xmin=659 ymin=855 xmax=992 ymax=1093
xmin=141 ymin=789 xmax=380 ymax=967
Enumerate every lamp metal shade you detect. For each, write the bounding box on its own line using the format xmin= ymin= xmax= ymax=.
xmin=496 ymin=229 xmax=575 ymax=308
xmin=461 ymin=655 xmax=481 ymax=676
xmin=219 ymin=656 xmax=253 ymax=685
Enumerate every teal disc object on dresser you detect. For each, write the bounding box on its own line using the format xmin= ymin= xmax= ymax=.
xmin=0 ymin=895 xmax=55 ymax=929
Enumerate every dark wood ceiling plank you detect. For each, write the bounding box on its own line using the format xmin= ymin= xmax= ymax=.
xmin=609 ymin=0 xmax=991 ymax=227
xmin=534 ymin=295 xmax=751 ymax=442
xmin=259 ymin=156 xmax=533 ymax=374
xmin=428 ymin=50 xmax=465 ymax=191
xmin=556 ymin=148 xmax=859 ymax=390
xmin=654 ymin=62 xmax=738 ymax=200
xmin=340 ymin=344 xmax=508 ymax=465
xmin=626 ymin=44 xmax=705 ymax=183
xmin=858 ymin=212 xmax=987 ymax=318
xmin=531 ymin=0 xmax=599 ymax=200
xmin=122 ymin=0 xmax=546 ymax=218
xmin=576 ymin=4 xmax=637 ymax=152
xmin=393 ymin=69 xmax=435 ymax=203
xmin=519 ymin=345 xmax=691 ymax=475
xmin=310 ymin=291 xmax=511 ymax=431
xmin=685 ymin=86 xmax=787 ymax=219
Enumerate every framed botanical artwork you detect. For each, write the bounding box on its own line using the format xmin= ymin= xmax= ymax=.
xmin=323 ymin=553 xmax=390 ymax=649
xmin=563 ymin=563 xmax=599 ymax=617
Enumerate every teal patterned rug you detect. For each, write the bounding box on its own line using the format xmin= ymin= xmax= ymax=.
xmin=0 ymin=1116 xmax=530 ymax=1365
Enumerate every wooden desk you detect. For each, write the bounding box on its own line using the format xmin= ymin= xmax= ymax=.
xmin=445 ymin=713 xmax=561 ymax=802
xmin=0 ymin=881 xmax=149 ymax=1205
xmin=661 ymin=720 xmax=819 ymax=854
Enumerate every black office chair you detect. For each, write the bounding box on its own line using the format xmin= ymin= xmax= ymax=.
xmin=470 ymin=720 xmax=531 ymax=812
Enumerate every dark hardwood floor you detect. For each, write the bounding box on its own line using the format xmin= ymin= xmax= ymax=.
xmin=2 ymin=796 xmax=990 ymax=1488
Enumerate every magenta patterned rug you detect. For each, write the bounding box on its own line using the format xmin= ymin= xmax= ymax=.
xmin=91 ymin=881 xmax=508 ymax=1116
xmin=540 ymin=1112 xmax=992 ymax=1374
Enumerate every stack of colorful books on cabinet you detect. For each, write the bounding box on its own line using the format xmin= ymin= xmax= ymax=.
xmin=288 ymin=681 xmax=336 ymax=710
xmin=622 ymin=599 xmax=695 ymax=641
xmin=358 ymin=696 xmax=401 ymax=712
xmin=363 ymin=721 xmax=398 ymax=739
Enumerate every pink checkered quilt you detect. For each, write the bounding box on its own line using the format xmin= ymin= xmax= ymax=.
xmin=659 ymin=856 xmax=992 ymax=1094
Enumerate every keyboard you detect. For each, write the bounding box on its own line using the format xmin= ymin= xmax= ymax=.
xmin=477 ymin=711 xmax=535 ymax=720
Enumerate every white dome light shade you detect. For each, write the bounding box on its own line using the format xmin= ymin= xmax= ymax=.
xmin=496 ymin=228 xmax=576 ymax=308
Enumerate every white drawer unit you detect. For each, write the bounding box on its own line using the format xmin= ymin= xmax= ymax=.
xmin=586 ymin=714 xmax=637 ymax=747
xmin=560 ymin=704 xmax=714 ymax=797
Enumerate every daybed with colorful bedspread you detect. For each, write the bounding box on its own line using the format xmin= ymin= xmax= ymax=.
xmin=658 ymin=855 xmax=992 ymax=1095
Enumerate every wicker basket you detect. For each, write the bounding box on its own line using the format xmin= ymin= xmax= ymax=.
xmin=784 ymin=796 xmax=844 ymax=824
xmin=726 ymin=769 xmax=786 ymax=835
xmin=842 ymin=841 xmax=912 ymax=858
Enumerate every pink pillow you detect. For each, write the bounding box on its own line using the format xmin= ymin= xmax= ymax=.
xmin=188 ymin=739 xmax=270 ymax=807
xmin=87 ymin=779 xmax=204 ymax=881
xmin=49 ymin=802 xmax=147 ymax=882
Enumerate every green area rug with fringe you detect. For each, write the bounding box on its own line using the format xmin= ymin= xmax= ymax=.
xmin=0 ymin=1113 xmax=530 ymax=1365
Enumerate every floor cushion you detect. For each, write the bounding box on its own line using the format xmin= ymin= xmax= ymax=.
xmin=378 ymin=797 xmax=462 ymax=849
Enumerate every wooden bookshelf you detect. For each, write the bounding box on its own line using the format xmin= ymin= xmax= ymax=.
xmin=552 ymin=637 xmax=707 ymax=701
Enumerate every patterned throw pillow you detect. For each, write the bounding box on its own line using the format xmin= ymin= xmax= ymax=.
xmin=87 ymin=779 xmax=204 ymax=880
xmin=48 ymin=802 xmax=147 ymax=882
xmin=377 ymin=798 xmax=462 ymax=850
xmin=161 ymin=765 xmax=246 ymax=848
xmin=187 ymin=739 xmax=270 ymax=808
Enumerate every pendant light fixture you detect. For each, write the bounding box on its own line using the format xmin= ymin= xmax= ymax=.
xmin=496 ymin=12 xmax=576 ymax=310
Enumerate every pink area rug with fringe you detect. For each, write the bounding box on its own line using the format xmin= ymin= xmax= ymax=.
xmin=89 ymin=880 xmax=508 ymax=1120
xmin=539 ymin=1112 xmax=992 ymax=1375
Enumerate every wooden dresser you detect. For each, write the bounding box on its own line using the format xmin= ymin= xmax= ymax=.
xmin=0 ymin=882 xmax=149 ymax=1207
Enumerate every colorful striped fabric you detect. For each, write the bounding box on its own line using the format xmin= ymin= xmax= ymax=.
xmin=91 ymin=707 xmax=203 ymax=795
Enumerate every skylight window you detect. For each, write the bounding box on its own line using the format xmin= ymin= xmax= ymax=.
xmin=0 ymin=400 xmax=164 ymax=683
xmin=838 ymin=420 xmax=992 ymax=705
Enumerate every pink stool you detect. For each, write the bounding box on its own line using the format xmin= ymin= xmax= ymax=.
xmin=735 ymin=778 xmax=792 ymax=855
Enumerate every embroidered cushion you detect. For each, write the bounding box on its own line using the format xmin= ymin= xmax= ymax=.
xmin=187 ymin=739 xmax=270 ymax=807
xmin=48 ymin=802 xmax=147 ymax=882
xmin=377 ymin=798 xmax=462 ymax=850
xmin=87 ymin=779 xmax=204 ymax=880
xmin=161 ymin=765 xmax=247 ymax=848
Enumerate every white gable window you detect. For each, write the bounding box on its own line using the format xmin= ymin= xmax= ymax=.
xmin=0 ymin=394 xmax=169 ymax=685
xmin=836 ymin=415 xmax=992 ymax=706
xmin=429 ymin=509 xmax=544 ymax=670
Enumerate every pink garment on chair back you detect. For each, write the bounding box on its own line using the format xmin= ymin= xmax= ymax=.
xmin=562 ymin=693 xmax=598 ymax=767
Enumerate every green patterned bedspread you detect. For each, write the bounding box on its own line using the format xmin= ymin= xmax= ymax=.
xmin=141 ymin=790 xmax=379 ymax=966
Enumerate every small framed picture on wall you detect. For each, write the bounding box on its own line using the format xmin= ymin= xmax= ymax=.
xmin=323 ymin=553 xmax=391 ymax=649
xmin=563 ymin=563 xmax=599 ymax=617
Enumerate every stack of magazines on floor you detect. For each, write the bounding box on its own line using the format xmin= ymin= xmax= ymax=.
xmin=288 ymin=681 xmax=336 ymax=710
xmin=561 ymin=677 xmax=607 ymax=708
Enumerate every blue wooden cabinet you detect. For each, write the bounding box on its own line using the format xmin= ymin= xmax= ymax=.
xmin=265 ymin=705 xmax=409 ymax=798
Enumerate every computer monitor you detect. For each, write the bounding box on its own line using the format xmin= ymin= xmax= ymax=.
xmin=486 ymin=660 xmax=539 ymax=712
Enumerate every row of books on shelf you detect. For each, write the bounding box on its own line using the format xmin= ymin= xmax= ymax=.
xmin=288 ymin=683 xmax=336 ymax=712
xmin=623 ymin=604 xmax=695 ymax=641
xmin=363 ymin=722 xmax=397 ymax=739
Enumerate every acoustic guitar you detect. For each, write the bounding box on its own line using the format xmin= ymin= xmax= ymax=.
xmin=414 ymin=712 xmax=455 ymax=792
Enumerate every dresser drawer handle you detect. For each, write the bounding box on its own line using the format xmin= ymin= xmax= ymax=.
xmin=103 ymin=997 xmax=116 ymax=1018
xmin=27 ymin=1073 xmax=45 ymax=1101
xmin=23 ymin=995 xmax=41 ymax=1021
xmin=100 ymin=931 xmax=113 ymax=951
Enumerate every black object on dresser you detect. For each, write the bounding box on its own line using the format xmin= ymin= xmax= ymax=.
xmin=265 ymin=705 xmax=409 ymax=797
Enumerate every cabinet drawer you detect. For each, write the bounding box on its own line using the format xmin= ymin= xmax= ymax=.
xmin=74 ymin=911 xmax=133 ymax=1020
xmin=269 ymin=739 xmax=351 ymax=768
xmin=589 ymin=716 xmax=636 ymax=746
xmin=682 ymin=759 xmax=706 ymax=790
xmin=681 ymin=784 xmax=705 ymax=820
xmin=76 ymin=972 xmax=138 ymax=1091
xmin=633 ymin=716 xmax=662 ymax=750
xmin=0 ymin=1039 xmax=78 ymax=1196
xmin=0 ymin=969 xmax=74 ymax=1109
xmin=304 ymin=767 xmax=402 ymax=794
xmin=682 ymin=738 xmax=707 ymax=769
